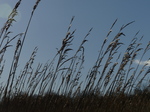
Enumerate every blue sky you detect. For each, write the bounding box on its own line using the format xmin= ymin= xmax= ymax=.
xmin=0 ymin=0 xmax=150 ymax=83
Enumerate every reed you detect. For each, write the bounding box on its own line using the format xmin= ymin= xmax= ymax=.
xmin=0 ymin=0 xmax=150 ymax=112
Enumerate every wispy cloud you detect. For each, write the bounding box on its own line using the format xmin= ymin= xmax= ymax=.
xmin=134 ymin=59 xmax=150 ymax=66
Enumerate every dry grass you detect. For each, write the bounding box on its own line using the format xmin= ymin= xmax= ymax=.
xmin=0 ymin=0 xmax=150 ymax=112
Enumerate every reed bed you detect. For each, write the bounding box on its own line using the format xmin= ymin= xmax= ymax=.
xmin=0 ymin=0 xmax=150 ymax=112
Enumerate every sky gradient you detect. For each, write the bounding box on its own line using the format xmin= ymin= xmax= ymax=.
xmin=0 ymin=0 xmax=150 ymax=83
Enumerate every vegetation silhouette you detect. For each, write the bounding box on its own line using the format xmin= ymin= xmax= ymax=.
xmin=0 ymin=0 xmax=150 ymax=112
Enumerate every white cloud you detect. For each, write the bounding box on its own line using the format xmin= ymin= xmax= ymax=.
xmin=0 ymin=3 xmax=21 ymax=21
xmin=0 ymin=4 xmax=12 ymax=18
xmin=134 ymin=59 xmax=150 ymax=66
